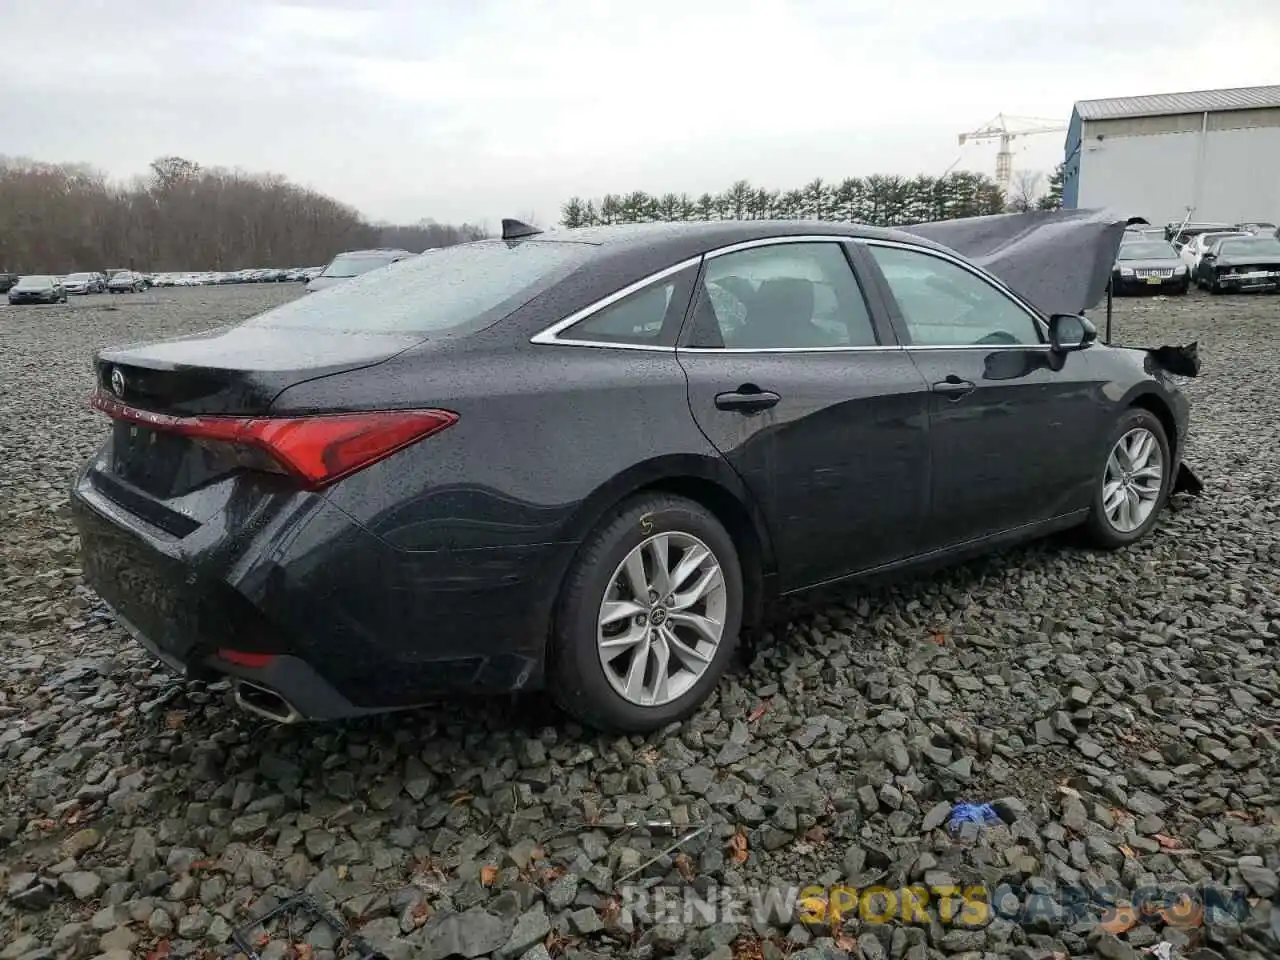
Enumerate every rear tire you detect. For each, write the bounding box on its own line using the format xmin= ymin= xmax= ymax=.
xmin=548 ymin=494 xmax=743 ymax=732
xmin=1085 ymin=408 xmax=1172 ymax=550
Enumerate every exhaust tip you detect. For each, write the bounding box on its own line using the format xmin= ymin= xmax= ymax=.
xmin=234 ymin=680 xmax=303 ymax=724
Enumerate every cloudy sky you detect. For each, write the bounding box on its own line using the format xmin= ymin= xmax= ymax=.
xmin=5 ymin=0 xmax=1279 ymax=228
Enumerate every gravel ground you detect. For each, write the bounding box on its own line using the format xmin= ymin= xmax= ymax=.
xmin=2 ymin=285 xmax=1279 ymax=960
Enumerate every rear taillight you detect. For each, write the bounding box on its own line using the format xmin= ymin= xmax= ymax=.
xmin=90 ymin=391 xmax=457 ymax=487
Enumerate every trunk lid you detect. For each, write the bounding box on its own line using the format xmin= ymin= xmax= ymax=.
xmin=92 ymin=324 xmax=423 ymax=502
xmin=96 ymin=324 xmax=423 ymax=416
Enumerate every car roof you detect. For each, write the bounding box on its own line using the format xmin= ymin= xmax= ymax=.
xmin=333 ymin=248 xmax=413 ymax=257
xmin=525 ymin=219 xmax=955 ymax=263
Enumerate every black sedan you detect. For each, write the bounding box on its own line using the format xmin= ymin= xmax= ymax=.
xmin=1111 ymin=240 xmax=1189 ymax=295
xmin=8 ymin=275 xmax=68 ymax=304
xmin=1196 ymin=236 xmax=1280 ymax=293
xmin=71 ymin=220 xmax=1196 ymax=732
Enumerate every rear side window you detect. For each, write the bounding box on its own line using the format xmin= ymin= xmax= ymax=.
xmin=246 ymin=240 xmax=593 ymax=334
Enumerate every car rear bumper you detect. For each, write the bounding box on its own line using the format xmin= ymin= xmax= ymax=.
xmin=70 ymin=462 xmax=562 ymax=721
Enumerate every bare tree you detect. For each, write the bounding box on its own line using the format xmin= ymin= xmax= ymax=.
xmin=0 ymin=155 xmax=487 ymax=273
xmin=1006 ymin=170 xmax=1045 ymax=213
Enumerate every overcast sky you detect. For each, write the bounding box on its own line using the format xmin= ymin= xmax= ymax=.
xmin=5 ymin=0 xmax=1279 ymax=229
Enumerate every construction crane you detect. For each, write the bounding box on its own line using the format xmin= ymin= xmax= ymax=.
xmin=958 ymin=114 xmax=1068 ymax=191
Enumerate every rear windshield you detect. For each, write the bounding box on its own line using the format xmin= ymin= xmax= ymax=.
xmin=320 ymin=253 xmax=405 ymax=278
xmin=246 ymin=240 xmax=594 ymax=334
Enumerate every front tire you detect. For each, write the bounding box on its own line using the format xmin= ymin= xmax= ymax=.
xmin=548 ymin=494 xmax=743 ymax=732
xmin=1085 ymin=409 xmax=1172 ymax=549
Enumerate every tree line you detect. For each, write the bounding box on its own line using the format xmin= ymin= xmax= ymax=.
xmin=0 ymin=155 xmax=487 ymax=274
xmin=561 ymin=167 xmax=1063 ymax=229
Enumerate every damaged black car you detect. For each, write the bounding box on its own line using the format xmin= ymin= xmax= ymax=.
xmin=1112 ymin=240 xmax=1189 ymax=295
xmin=1196 ymin=235 xmax=1280 ymax=294
xmin=70 ymin=211 xmax=1202 ymax=733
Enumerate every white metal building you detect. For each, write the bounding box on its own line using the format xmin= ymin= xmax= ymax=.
xmin=1062 ymin=85 xmax=1280 ymax=226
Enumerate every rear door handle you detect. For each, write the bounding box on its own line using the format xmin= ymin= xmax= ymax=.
xmin=931 ymin=374 xmax=975 ymax=400
xmin=715 ymin=387 xmax=781 ymax=413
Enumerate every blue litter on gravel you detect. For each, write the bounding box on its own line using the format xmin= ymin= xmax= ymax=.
xmin=947 ymin=803 xmax=1001 ymax=834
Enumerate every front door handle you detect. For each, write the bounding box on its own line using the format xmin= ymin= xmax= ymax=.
xmin=932 ymin=374 xmax=975 ymax=400
xmin=715 ymin=387 xmax=781 ymax=413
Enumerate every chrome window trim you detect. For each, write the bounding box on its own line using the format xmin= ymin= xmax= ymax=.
xmin=529 ymin=256 xmax=701 ymax=350
xmin=530 ymin=232 xmax=1057 ymax=353
xmin=701 ymin=234 xmax=861 ymax=259
xmin=678 ymin=345 xmax=901 ymax=355
xmin=861 ymin=237 xmax=1051 ymax=341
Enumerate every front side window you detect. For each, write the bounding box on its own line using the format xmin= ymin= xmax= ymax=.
xmin=867 ymin=245 xmax=1042 ymax=347
xmin=688 ymin=242 xmax=877 ymax=349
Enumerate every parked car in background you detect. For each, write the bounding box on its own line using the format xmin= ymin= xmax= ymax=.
xmin=63 ymin=272 xmax=106 ymax=295
xmin=1113 ymin=241 xmax=1189 ymax=295
xmin=0 ymin=272 xmax=20 ymax=293
xmin=1165 ymin=222 xmax=1235 ymax=246
xmin=1196 ymin=236 xmax=1280 ymax=294
xmin=72 ymin=220 xmax=1198 ymax=732
xmin=1123 ymin=225 xmax=1165 ymax=242
xmin=1178 ymin=231 xmax=1249 ymax=275
xmin=1236 ymin=221 xmax=1277 ymax=236
xmin=107 ymin=271 xmax=146 ymax=294
xmin=8 ymin=275 xmax=67 ymax=304
xmin=305 ymin=249 xmax=414 ymax=293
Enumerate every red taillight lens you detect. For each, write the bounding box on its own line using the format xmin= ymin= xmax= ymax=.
xmin=217 ymin=649 xmax=276 ymax=668
xmin=90 ymin=391 xmax=457 ymax=487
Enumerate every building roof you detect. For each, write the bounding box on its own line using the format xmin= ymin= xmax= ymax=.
xmin=1075 ymin=85 xmax=1280 ymax=121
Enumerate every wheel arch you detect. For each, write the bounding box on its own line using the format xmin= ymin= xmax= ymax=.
xmin=1126 ymin=389 xmax=1179 ymax=460
xmin=551 ymin=454 xmax=775 ymax=631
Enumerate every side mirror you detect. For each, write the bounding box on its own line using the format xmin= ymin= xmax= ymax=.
xmin=1048 ymin=313 xmax=1097 ymax=353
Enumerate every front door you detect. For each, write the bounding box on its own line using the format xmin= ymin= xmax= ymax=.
xmin=860 ymin=241 xmax=1106 ymax=552
xmin=676 ymin=238 xmax=932 ymax=592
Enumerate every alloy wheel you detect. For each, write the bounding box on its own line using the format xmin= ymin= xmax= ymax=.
xmin=597 ymin=531 xmax=726 ymax=707
xmin=1102 ymin=427 xmax=1164 ymax=533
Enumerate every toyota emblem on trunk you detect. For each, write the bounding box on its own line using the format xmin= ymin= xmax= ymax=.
xmin=110 ymin=367 xmax=125 ymax=397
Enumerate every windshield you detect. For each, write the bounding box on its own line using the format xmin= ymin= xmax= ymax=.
xmin=246 ymin=239 xmax=594 ymax=334
xmin=1119 ymin=242 xmax=1177 ymax=260
xmin=67 ymin=273 xmax=94 ymax=281
xmin=1219 ymin=238 xmax=1280 ymax=257
xmin=319 ymin=253 xmax=406 ymax=279
xmin=16 ymin=276 xmax=53 ymax=289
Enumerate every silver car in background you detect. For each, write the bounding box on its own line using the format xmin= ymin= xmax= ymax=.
xmin=304 ymin=249 xmax=414 ymax=293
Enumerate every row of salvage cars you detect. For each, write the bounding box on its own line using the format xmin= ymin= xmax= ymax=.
xmin=1113 ymin=220 xmax=1280 ymax=295
xmin=70 ymin=211 xmax=1205 ymax=732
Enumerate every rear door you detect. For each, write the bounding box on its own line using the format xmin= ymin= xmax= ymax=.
xmin=676 ymin=237 xmax=932 ymax=592
xmin=860 ymin=240 xmax=1105 ymax=552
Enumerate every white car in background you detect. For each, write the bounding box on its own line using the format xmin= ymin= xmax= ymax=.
xmin=1178 ymin=231 xmax=1249 ymax=275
